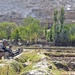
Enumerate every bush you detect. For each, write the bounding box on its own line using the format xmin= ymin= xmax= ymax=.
xmin=0 ymin=61 xmax=23 ymax=75
xmin=15 ymin=51 xmax=41 ymax=63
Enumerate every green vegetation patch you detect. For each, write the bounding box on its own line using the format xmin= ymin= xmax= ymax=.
xmin=0 ymin=61 xmax=23 ymax=75
xmin=20 ymin=63 xmax=35 ymax=75
xmin=15 ymin=51 xmax=42 ymax=63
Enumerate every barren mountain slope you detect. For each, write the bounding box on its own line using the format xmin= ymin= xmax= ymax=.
xmin=0 ymin=0 xmax=75 ymax=17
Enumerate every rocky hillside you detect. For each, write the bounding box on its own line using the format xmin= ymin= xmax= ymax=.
xmin=0 ymin=0 xmax=75 ymax=17
xmin=0 ymin=0 xmax=75 ymax=25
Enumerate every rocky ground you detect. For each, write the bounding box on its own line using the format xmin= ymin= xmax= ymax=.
xmin=23 ymin=54 xmax=52 ymax=75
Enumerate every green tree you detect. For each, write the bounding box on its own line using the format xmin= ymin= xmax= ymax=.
xmin=44 ymin=26 xmax=48 ymax=40
xmin=49 ymin=7 xmax=69 ymax=45
xmin=60 ymin=7 xmax=65 ymax=31
xmin=23 ymin=16 xmax=40 ymax=26
xmin=11 ymin=28 xmax=20 ymax=44
xmin=20 ymin=17 xmax=43 ymax=44
xmin=0 ymin=22 xmax=17 ymax=40
xmin=54 ymin=9 xmax=58 ymax=24
xmin=50 ymin=24 xmax=55 ymax=42
xmin=53 ymin=9 xmax=59 ymax=42
xmin=68 ymin=24 xmax=75 ymax=45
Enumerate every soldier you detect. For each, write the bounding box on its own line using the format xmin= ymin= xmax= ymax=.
xmin=0 ymin=39 xmax=9 ymax=58
xmin=0 ymin=39 xmax=13 ymax=54
xmin=0 ymin=39 xmax=8 ymax=52
xmin=8 ymin=44 xmax=13 ymax=52
xmin=8 ymin=44 xmax=14 ymax=57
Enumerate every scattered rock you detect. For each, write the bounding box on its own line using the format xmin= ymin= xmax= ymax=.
xmin=48 ymin=65 xmax=52 ymax=69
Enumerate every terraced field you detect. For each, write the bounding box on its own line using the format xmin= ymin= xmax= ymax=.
xmin=0 ymin=47 xmax=75 ymax=75
xmin=44 ymin=47 xmax=75 ymax=75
